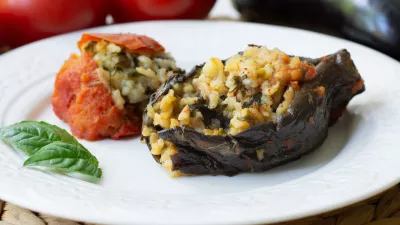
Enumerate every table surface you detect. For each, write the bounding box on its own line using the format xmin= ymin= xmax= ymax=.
xmin=1 ymin=184 xmax=400 ymax=225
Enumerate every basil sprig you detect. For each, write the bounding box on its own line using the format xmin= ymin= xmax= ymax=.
xmin=0 ymin=121 xmax=102 ymax=179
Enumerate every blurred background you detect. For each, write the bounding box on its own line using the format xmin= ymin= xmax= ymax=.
xmin=0 ymin=0 xmax=399 ymax=60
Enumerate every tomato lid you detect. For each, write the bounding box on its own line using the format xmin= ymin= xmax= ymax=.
xmin=78 ymin=33 xmax=165 ymax=56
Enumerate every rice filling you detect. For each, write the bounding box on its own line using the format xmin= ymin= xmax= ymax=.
xmin=81 ymin=40 xmax=181 ymax=110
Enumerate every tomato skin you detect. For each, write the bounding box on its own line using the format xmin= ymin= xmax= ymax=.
xmin=52 ymin=53 xmax=142 ymax=140
xmin=78 ymin=33 xmax=165 ymax=55
xmin=0 ymin=0 xmax=109 ymax=48
xmin=111 ymin=0 xmax=216 ymax=23
xmin=52 ymin=33 xmax=165 ymax=140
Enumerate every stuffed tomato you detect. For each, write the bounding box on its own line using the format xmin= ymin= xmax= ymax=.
xmin=52 ymin=33 xmax=182 ymax=140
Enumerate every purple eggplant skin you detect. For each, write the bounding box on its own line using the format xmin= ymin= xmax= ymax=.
xmin=328 ymin=0 xmax=400 ymax=60
xmin=142 ymin=49 xmax=365 ymax=176
xmin=232 ymin=0 xmax=343 ymax=35
xmin=233 ymin=0 xmax=400 ymax=60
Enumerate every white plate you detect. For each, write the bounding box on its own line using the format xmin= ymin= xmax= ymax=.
xmin=0 ymin=21 xmax=399 ymax=225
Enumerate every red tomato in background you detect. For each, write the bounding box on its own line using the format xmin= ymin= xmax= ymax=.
xmin=111 ymin=0 xmax=217 ymax=23
xmin=0 ymin=0 xmax=109 ymax=48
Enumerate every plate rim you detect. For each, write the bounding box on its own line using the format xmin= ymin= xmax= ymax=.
xmin=0 ymin=20 xmax=399 ymax=225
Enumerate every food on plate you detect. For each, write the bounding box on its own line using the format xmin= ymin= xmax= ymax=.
xmin=52 ymin=33 xmax=182 ymax=140
xmin=141 ymin=45 xmax=365 ymax=176
xmin=0 ymin=121 xmax=102 ymax=181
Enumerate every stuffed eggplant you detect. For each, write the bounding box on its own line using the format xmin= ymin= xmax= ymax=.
xmin=52 ymin=33 xmax=182 ymax=140
xmin=141 ymin=45 xmax=365 ymax=176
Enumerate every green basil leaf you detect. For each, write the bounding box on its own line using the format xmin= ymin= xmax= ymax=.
xmin=0 ymin=121 xmax=80 ymax=155
xmin=24 ymin=141 xmax=102 ymax=178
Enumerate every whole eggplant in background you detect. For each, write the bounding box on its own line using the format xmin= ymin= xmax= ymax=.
xmin=329 ymin=0 xmax=400 ymax=59
xmin=233 ymin=0 xmax=400 ymax=60
xmin=232 ymin=0 xmax=341 ymax=34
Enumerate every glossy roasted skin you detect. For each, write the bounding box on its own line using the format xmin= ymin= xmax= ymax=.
xmin=233 ymin=0 xmax=400 ymax=60
xmin=143 ymin=49 xmax=365 ymax=175
xmin=52 ymin=33 xmax=166 ymax=140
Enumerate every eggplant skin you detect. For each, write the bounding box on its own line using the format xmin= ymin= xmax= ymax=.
xmin=144 ymin=49 xmax=365 ymax=176
xmin=233 ymin=0 xmax=400 ymax=60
